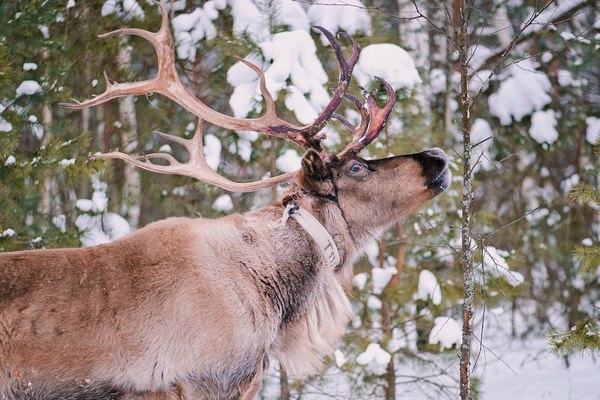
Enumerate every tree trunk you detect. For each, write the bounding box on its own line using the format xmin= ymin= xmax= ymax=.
xmin=381 ymin=223 xmax=405 ymax=399
xmin=40 ymin=48 xmax=55 ymax=217
xmin=116 ymin=36 xmax=141 ymax=227
xmin=41 ymin=99 xmax=54 ymax=216
xmin=456 ymin=0 xmax=474 ymax=399
xmin=279 ymin=363 xmax=290 ymax=400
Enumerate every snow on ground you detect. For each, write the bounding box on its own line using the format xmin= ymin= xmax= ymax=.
xmin=481 ymin=337 xmax=600 ymax=400
xmin=480 ymin=308 xmax=600 ymax=400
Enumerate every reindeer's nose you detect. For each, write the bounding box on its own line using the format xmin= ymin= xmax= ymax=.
xmin=410 ymin=148 xmax=450 ymax=193
xmin=417 ymin=148 xmax=447 ymax=177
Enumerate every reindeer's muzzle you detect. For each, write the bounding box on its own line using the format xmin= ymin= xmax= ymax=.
xmin=411 ymin=148 xmax=451 ymax=195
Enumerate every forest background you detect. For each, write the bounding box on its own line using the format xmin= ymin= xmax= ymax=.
xmin=0 ymin=0 xmax=599 ymax=398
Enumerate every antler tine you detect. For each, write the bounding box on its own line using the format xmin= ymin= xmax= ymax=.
xmin=337 ymin=77 xmax=396 ymax=159
xmin=61 ymin=2 xmax=172 ymax=110
xmin=234 ymin=56 xmax=277 ymax=117
xmin=91 ymin=119 xmax=294 ymax=193
xmin=332 ymin=92 xmax=370 ymax=136
xmin=301 ymin=26 xmax=362 ymax=148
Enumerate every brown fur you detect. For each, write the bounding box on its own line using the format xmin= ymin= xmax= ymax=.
xmin=0 ymin=150 xmax=449 ymax=399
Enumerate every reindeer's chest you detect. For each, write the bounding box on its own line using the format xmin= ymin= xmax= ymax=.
xmin=243 ymin=252 xmax=321 ymax=326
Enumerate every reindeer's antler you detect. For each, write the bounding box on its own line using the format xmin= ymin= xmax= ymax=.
xmin=89 ymin=119 xmax=295 ymax=191
xmin=334 ymin=78 xmax=396 ymax=160
xmin=62 ymin=2 xmax=396 ymax=192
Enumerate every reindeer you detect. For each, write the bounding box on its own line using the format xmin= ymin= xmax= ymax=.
xmin=0 ymin=4 xmax=450 ymax=400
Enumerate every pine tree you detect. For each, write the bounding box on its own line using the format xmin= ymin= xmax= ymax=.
xmin=549 ymin=142 xmax=600 ymax=355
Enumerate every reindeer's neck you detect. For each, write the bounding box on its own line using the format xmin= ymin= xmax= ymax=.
xmin=245 ymin=199 xmax=357 ymax=377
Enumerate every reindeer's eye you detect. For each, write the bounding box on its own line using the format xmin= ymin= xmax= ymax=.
xmin=349 ymin=163 xmax=363 ymax=174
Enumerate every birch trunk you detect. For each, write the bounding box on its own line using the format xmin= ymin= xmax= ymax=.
xmin=41 ymin=99 xmax=54 ymax=216
xmin=40 ymin=48 xmax=56 ymax=217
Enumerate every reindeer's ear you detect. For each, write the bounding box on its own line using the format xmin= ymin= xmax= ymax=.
xmin=301 ymin=149 xmax=331 ymax=181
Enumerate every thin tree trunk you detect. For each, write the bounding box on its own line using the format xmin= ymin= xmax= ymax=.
xmin=381 ymin=223 xmax=405 ymax=400
xmin=41 ymin=99 xmax=53 ymax=216
xmin=116 ymin=36 xmax=141 ymax=227
xmin=382 ymin=296 xmax=396 ymax=400
xmin=279 ymin=365 xmax=290 ymax=400
xmin=40 ymin=48 xmax=55 ymax=217
xmin=79 ymin=61 xmax=91 ymax=201
xmin=443 ymin=34 xmax=453 ymax=136
xmin=456 ymin=0 xmax=474 ymax=399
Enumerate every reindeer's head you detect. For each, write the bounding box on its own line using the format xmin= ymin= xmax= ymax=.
xmin=61 ymin=2 xmax=450 ymax=223
xmin=293 ymin=147 xmax=449 ymax=246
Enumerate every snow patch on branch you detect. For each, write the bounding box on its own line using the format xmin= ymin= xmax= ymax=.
xmin=16 ymin=80 xmax=42 ymax=96
xmin=213 ymin=194 xmax=233 ymax=212
xmin=308 ymin=0 xmax=371 ymax=44
xmin=354 ymin=44 xmax=422 ymax=91
xmin=356 ymin=342 xmax=391 ymax=365
xmin=1 ymin=228 xmax=16 ymax=238
xmin=488 ymin=59 xmax=551 ymax=125
xmin=415 ymin=269 xmax=442 ymax=305
xmin=228 ymin=30 xmax=329 ymax=125
xmin=75 ymin=178 xmax=130 ymax=247
xmin=522 ymin=0 xmax=588 ymax=36
xmin=429 ymin=317 xmax=461 ymax=351
xmin=372 ymin=266 xmax=396 ymax=294
xmin=275 ymin=149 xmax=301 ymax=173
xmin=101 ymin=0 xmax=145 ymax=21
xmin=172 ymin=4 xmax=219 ymax=60
xmin=586 ymin=116 xmax=600 ymax=144
xmin=483 ymin=246 xmax=524 ymax=287
xmin=471 ymin=118 xmax=494 ymax=171
xmin=529 ymin=110 xmax=558 ymax=144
